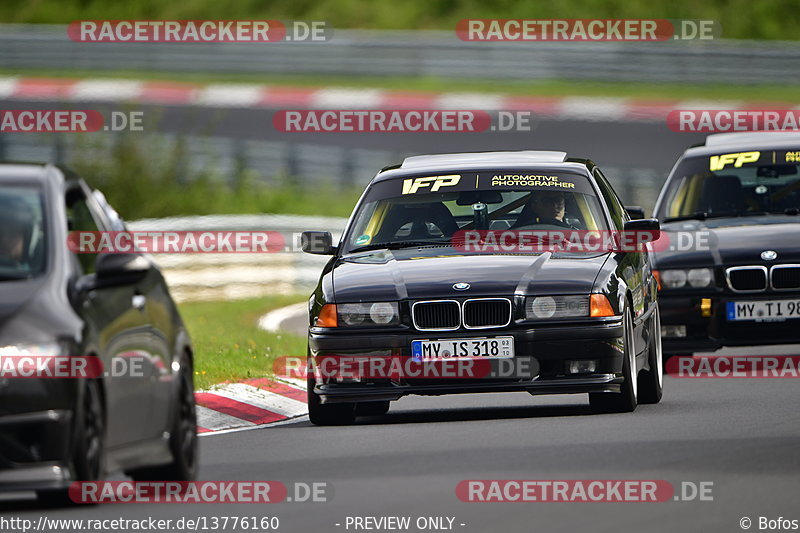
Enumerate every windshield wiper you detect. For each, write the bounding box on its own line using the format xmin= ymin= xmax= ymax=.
xmin=0 ymin=273 xmax=31 ymax=281
xmin=740 ymin=208 xmax=800 ymax=216
xmin=348 ymin=240 xmax=452 ymax=254
xmin=663 ymin=210 xmax=740 ymax=223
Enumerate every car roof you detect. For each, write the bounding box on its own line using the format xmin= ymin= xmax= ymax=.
xmin=682 ymin=132 xmax=800 ymax=158
xmin=0 ymin=161 xmax=83 ymax=187
xmin=400 ymin=150 xmax=568 ymax=169
xmin=374 ymin=150 xmax=592 ymax=182
xmin=0 ymin=162 xmax=53 ymax=183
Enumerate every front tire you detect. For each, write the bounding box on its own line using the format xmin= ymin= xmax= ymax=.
xmin=37 ymin=377 xmax=105 ymax=506
xmin=590 ymin=306 xmax=638 ymax=413
xmin=638 ymin=306 xmax=663 ymax=404
xmin=307 ymin=375 xmax=355 ymax=426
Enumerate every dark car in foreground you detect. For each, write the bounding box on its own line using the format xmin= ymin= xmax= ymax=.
xmin=301 ymin=150 xmax=663 ymax=425
xmin=0 ymin=163 xmax=196 ymax=502
xmin=652 ymin=132 xmax=800 ymax=356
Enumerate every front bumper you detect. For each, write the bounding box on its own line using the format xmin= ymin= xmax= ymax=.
xmin=309 ymin=319 xmax=625 ymax=403
xmin=0 ymin=409 xmax=73 ymax=491
xmin=659 ymin=292 xmax=800 ymax=354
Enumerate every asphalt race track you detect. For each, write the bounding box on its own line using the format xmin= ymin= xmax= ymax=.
xmin=2 ymin=349 xmax=800 ymax=532
xmin=0 ymin=100 xmax=707 ymax=173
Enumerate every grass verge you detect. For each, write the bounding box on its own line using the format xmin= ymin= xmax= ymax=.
xmin=3 ymin=67 xmax=800 ymax=103
xmin=177 ymin=295 xmax=306 ymax=390
xmin=1 ymin=1 xmax=798 ymax=40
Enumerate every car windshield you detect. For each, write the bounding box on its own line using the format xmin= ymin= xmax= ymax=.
xmin=0 ymin=186 xmax=47 ymax=280
xmin=344 ymin=170 xmax=608 ymax=253
xmin=657 ymin=149 xmax=800 ymax=221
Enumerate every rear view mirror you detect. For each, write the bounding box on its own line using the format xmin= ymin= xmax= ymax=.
xmin=457 ymin=191 xmax=504 ymax=205
xmin=757 ymin=165 xmax=797 ymax=178
xmin=301 ymin=231 xmax=336 ymax=255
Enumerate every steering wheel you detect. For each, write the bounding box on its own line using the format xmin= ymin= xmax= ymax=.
xmin=515 ymin=217 xmax=574 ymax=229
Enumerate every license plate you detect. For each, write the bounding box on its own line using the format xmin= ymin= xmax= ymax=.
xmin=726 ymin=300 xmax=800 ymax=322
xmin=411 ymin=337 xmax=514 ymax=361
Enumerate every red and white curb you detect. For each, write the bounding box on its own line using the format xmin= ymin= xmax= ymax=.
xmin=194 ymin=303 xmax=310 ymax=435
xmin=1 ymin=75 xmax=790 ymax=122
xmin=195 ymin=377 xmax=307 ymax=435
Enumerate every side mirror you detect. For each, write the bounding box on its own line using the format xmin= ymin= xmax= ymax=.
xmin=74 ymin=253 xmax=152 ymax=294
xmin=90 ymin=253 xmax=151 ymax=288
xmin=301 ymin=231 xmax=336 ymax=255
xmin=622 ymin=218 xmax=661 ymax=245
xmin=625 ymin=206 xmax=646 ymax=220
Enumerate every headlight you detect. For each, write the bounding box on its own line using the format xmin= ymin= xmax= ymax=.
xmin=687 ymin=268 xmax=714 ymax=288
xmin=0 ymin=342 xmax=63 ymax=357
xmin=338 ymin=302 xmax=399 ymax=327
xmin=657 ymin=268 xmax=714 ymax=289
xmin=660 ymin=269 xmax=687 ymax=289
xmin=369 ymin=302 xmax=397 ymax=324
xmin=525 ymin=295 xmax=589 ymax=320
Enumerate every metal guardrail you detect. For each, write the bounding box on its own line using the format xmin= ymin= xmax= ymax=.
xmin=0 ymin=131 xmax=664 ymax=207
xmin=0 ymin=132 xmax=401 ymax=188
xmin=1 ymin=24 xmax=800 ymax=84
xmin=128 ymin=214 xmax=346 ymax=301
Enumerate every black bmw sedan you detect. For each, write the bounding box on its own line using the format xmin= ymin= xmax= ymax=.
xmin=302 ymin=150 xmax=663 ymax=425
xmin=0 ymin=163 xmax=196 ymax=502
xmin=652 ymin=132 xmax=800 ymax=357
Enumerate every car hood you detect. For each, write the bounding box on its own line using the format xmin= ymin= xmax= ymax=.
xmin=653 ymin=218 xmax=800 ymax=268
xmin=331 ymin=248 xmax=609 ymax=301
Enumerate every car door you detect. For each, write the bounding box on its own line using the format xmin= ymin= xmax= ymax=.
xmin=593 ymin=169 xmax=653 ymax=356
xmin=66 ymin=184 xmax=158 ymax=447
xmin=133 ymin=255 xmax=177 ymax=438
xmin=89 ymin=191 xmax=177 ymax=439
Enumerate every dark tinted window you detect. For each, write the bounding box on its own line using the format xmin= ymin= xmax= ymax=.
xmin=0 ymin=186 xmax=47 ymax=279
xmin=344 ymin=171 xmax=609 ymax=252
xmin=66 ymin=188 xmax=102 ymax=275
xmin=593 ymin=169 xmax=627 ymax=230
xmin=656 ymin=150 xmax=800 ymax=220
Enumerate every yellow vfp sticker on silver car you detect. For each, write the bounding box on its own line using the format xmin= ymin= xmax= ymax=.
xmin=401 ymin=174 xmax=461 ymax=194
xmin=709 ymin=151 xmax=760 ymax=171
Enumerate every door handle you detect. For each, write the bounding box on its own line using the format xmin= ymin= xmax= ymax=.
xmin=132 ymin=293 xmax=146 ymax=311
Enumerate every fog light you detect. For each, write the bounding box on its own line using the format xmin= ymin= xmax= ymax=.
xmin=700 ymin=298 xmax=712 ymax=317
xmin=661 ymin=325 xmax=687 ymax=338
xmin=568 ymin=360 xmax=598 ymax=374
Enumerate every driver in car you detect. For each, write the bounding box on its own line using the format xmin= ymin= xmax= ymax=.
xmin=517 ymin=190 xmax=579 ymax=229
xmin=0 ymin=195 xmax=33 ymax=269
